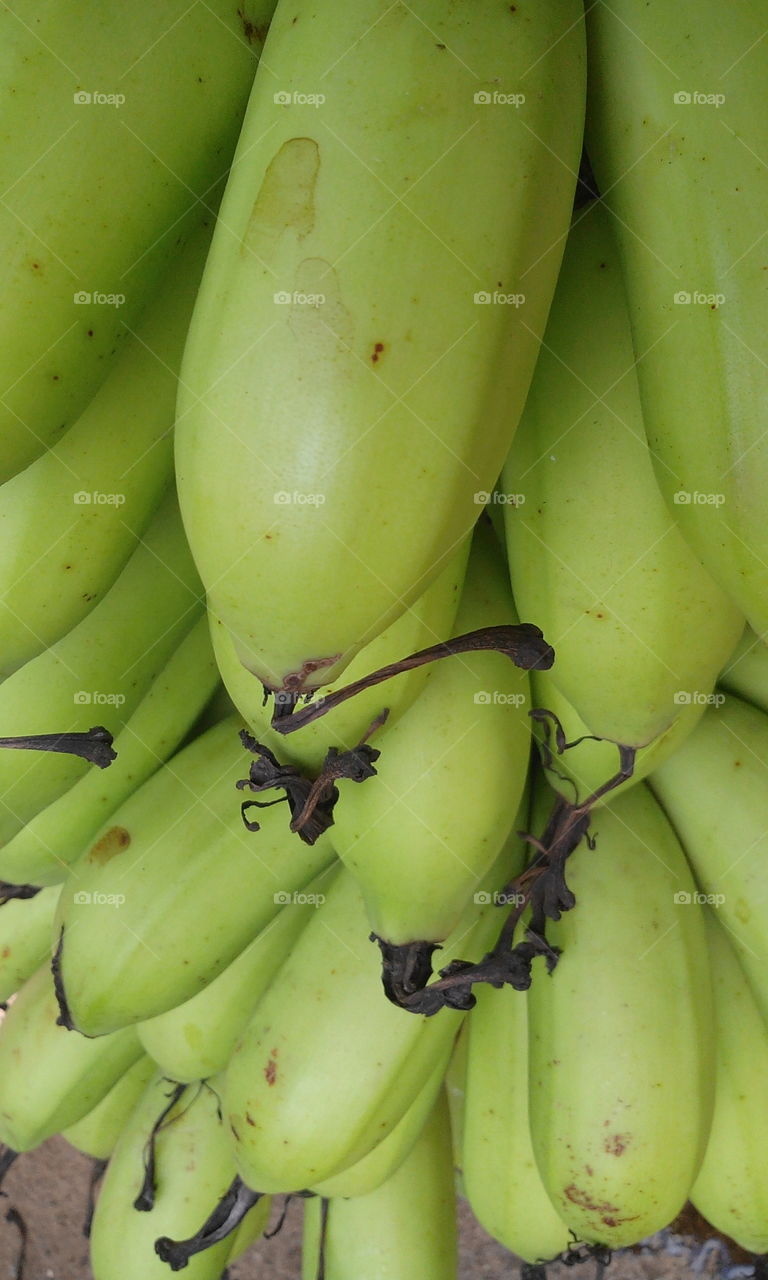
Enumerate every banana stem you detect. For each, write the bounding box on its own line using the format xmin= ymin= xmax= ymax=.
xmin=0 ymin=883 xmax=41 ymax=903
xmin=154 ymin=1175 xmax=264 ymax=1270
xmin=0 ymin=1145 xmax=19 ymax=1189
xmin=134 ymin=1083 xmax=189 ymax=1211
xmin=0 ymin=727 xmax=116 ymax=768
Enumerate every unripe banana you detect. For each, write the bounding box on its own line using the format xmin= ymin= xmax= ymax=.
xmin=650 ymin=692 xmax=768 ymax=1026
xmin=138 ymin=868 xmax=334 ymax=1083
xmin=176 ymin=0 xmax=586 ymax=697
xmin=0 ymin=615 xmax=219 ymax=887
xmin=225 ymin=848 xmax=516 ymax=1194
xmin=718 ymin=628 xmax=768 ymax=713
xmin=211 ymin=538 xmax=470 ymax=773
xmin=0 ymin=0 xmax=276 ymax=483
xmin=302 ymin=1091 xmax=457 ymax=1280
xmin=62 ymin=1054 xmax=156 ymax=1160
xmin=690 ymin=909 xmax=768 ymax=1253
xmin=331 ymin=525 xmax=530 ymax=954
xmin=0 ymin=963 xmax=142 ymax=1151
xmin=0 ymin=220 xmax=213 ymax=676
xmin=0 ymin=885 xmax=59 ymax=1001
xmin=54 ymin=716 xmax=336 ymax=1036
xmin=0 ymin=489 xmax=202 ymax=848
xmin=463 ymin=983 xmax=571 ymax=1263
xmin=89 ymin=1072 xmax=270 ymax=1280
xmin=503 ymin=199 xmax=743 ymax=802
xmin=527 ymin=782 xmax=714 ymax=1248
xmin=584 ymin=1 xmax=768 ymax=633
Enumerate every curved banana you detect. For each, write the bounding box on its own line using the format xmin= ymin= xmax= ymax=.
xmin=137 ymin=867 xmax=334 ymax=1082
xmin=224 ymin=848 xmax=516 ymax=1194
xmin=0 ymin=220 xmax=213 ymax=677
xmin=0 ymin=884 xmax=59 ymax=1001
xmin=62 ymin=1054 xmax=156 ymax=1160
xmin=331 ymin=525 xmax=530 ymax=958
xmin=717 ymin=627 xmax=768 ymax=713
xmin=176 ymin=0 xmax=585 ymax=698
xmin=54 ymin=716 xmax=336 ymax=1036
xmin=0 ymin=0 xmax=275 ymax=483
xmin=527 ymin=782 xmax=714 ymax=1248
xmin=503 ymin=199 xmax=743 ymax=803
xmin=0 ymin=962 xmax=142 ymax=1151
xmin=463 ymin=983 xmax=572 ymax=1263
xmin=689 ymin=909 xmax=768 ymax=1253
xmin=89 ymin=1071 xmax=270 ymax=1280
xmin=0 ymin=489 xmax=202 ymax=847
xmin=585 ymin=1 xmax=768 ymax=633
xmin=211 ymin=538 xmax=470 ymax=773
xmin=0 ymin=615 xmax=219 ymax=887
xmin=650 ymin=692 xmax=768 ymax=1025
xmin=302 ymin=1090 xmax=457 ymax=1280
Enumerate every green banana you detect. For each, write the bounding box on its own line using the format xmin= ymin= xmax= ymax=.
xmin=302 ymin=1090 xmax=457 ymax=1280
xmin=0 ymin=220 xmax=213 ymax=676
xmin=463 ymin=983 xmax=572 ymax=1263
xmin=0 ymin=884 xmax=59 ymax=1001
xmin=0 ymin=962 xmax=142 ymax=1152
xmin=0 ymin=489 xmax=202 ymax=847
xmin=210 ymin=538 xmax=471 ymax=773
xmin=331 ymin=525 xmax=530 ymax=957
xmin=0 ymin=0 xmax=276 ymax=483
xmin=584 ymin=1 xmax=768 ymax=633
xmin=688 ymin=909 xmax=768 ymax=1253
xmin=54 ymin=716 xmax=336 ymax=1035
xmin=503 ymin=199 xmax=743 ymax=802
xmin=89 ymin=1072 xmax=270 ymax=1280
xmin=224 ymin=849 xmax=516 ymax=1194
xmin=0 ymin=615 xmax=219 ymax=887
xmin=527 ymin=782 xmax=714 ymax=1247
xmin=650 ymin=691 xmax=768 ymax=1025
xmin=62 ymin=1054 xmax=156 ymax=1160
xmin=137 ymin=868 xmax=335 ymax=1082
xmin=718 ymin=627 xmax=768 ymax=713
xmin=175 ymin=0 xmax=585 ymax=698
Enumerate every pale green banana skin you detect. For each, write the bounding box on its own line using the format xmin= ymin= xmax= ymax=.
xmin=503 ymin=200 xmax=743 ymax=762
xmin=176 ymin=0 xmax=586 ymax=695
xmin=527 ymin=783 xmax=714 ymax=1247
xmin=444 ymin=1022 xmax=469 ymax=1196
xmin=463 ymin=983 xmax=572 ymax=1264
xmin=331 ymin=526 xmax=531 ymax=945
xmin=210 ymin=538 xmax=470 ymax=774
xmin=0 ymin=221 xmax=213 ymax=676
xmin=0 ymin=884 xmax=60 ymax=1001
xmin=585 ymin=2 xmax=768 ymax=633
xmin=89 ymin=1071 xmax=270 ymax=1280
xmin=62 ymin=1053 xmax=156 ymax=1160
xmin=0 ymin=490 xmax=202 ymax=846
xmin=302 ymin=1091 xmax=457 ymax=1280
xmin=137 ymin=867 xmax=335 ymax=1082
xmin=717 ymin=627 xmax=768 ymax=713
xmin=690 ymin=910 xmax=768 ymax=1253
xmin=650 ymin=692 xmax=768 ymax=1027
xmin=0 ymin=963 xmax=142 ymax=1151
xmin=225 ymin=851 xmax=516 ymax=1194
xmin=0 ymin=0 xmax=276 ymax=483
xmin=0 ymin=615 xmax=219 ymax=887
xmin=54 ymin=716 xmax=336 ymax=1035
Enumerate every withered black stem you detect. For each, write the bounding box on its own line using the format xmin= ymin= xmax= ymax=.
xmin=0 ymin=726 xmax=116 ymax=768
xmin=5 ymin=1206 xmax=27 ymax=1280
xmin=154 ymin=1176 xmax=263 ymax=1270
xmin=0 ymin=883 xmax=41 ymax=904
xmin=134 ymin=1083 xmax=188 ymax=1211
xmin=0 ymin=1145 xmax=19 ymax=1189
xmin=51 ymin=929 xmax=77 ymax=1032
xmin=83 ymin=1158 xmax=108 ymax=1237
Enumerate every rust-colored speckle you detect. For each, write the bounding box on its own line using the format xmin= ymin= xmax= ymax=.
xmin=246 ymin=1112 xmax=256 ymax=1127
xmin=604 ymin=1134 xmax=629 ymax=1156
xmin=238 ymin=8 xmax=268 ymax=43
xmin=1 ymin=947 xmax=10 ymax=959
xmin=264 ymin=1048 xmax=278 ymax=1085
xmin=88 ymin=825 xmax=131 ymax=865
xmin=371 ymin=341 xmax=385 ymax=364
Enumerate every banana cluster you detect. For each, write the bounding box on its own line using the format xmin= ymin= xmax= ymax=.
xmin=0 ymin=1 xmax=766 ymax=1278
